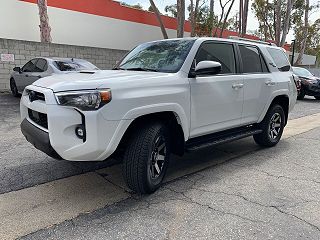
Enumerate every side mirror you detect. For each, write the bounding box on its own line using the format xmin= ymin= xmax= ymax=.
xmin=13 ymin=67 xmax=21 ymax=73
xmin=194 ymin=61 xmax=222 ymax=76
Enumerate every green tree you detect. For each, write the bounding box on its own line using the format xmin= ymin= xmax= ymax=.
xmin=164 ymin=4 xmax=177 ymax=17
xmin=121 ymin=2 xmax=143 ymax=10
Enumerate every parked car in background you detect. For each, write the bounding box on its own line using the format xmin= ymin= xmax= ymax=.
xmin=10 ymin=58 xmax=99 ymax=97
xmin=292 ymin=67 xmax=320 ymax=100
xmin=293 ymin=74 xmax=302 ymax=97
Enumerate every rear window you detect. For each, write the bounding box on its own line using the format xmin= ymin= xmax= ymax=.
xmin=267 ymin=48 xmax=291 ymax=72
xmin=53 ymin=60 xmax=98 ymax=72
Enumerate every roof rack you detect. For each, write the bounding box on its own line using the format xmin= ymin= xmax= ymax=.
xmin=228 ymin=36 xmax=276 ymax=46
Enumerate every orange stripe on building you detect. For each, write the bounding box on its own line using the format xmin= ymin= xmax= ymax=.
xmin=20 ymin=0 xmax=291 ymax=51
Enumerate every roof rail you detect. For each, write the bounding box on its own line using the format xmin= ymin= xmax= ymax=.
xmin=228 ymin=36 xmax=276 ymax=46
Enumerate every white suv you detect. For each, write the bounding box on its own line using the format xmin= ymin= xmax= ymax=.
xmin=20 ymin=38 xmax=297 ymax=193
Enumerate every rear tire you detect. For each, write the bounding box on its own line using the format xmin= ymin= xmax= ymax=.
xmin=254 ymin=104 xmax=285 ymax=147
xmin=122 ymin=122 xmax=171 ymax=194
xmin=10 ymin=78 xmax=19 ymax=97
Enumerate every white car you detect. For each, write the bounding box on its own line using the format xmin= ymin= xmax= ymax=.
xmin=20 ymin=38 xmax=297 ymax=193
xmin=10 ymin=58 xmax=98 ymax=97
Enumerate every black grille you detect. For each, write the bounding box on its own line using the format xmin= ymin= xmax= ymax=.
xmin=28 ymin=109 xmax=48 ymax=129
xmin=27 ymin=90 xmax=45 ymax=102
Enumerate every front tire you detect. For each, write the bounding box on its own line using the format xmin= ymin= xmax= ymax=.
xmin=10 ymin=78 xmax=19 ymax=97
xmin=297 ymin=89 xmax=305 ymax=100
xmin=123 ymin=122 xmax=171 ymax=194
xmin=254 ymin=104 xmax=285 ymax=147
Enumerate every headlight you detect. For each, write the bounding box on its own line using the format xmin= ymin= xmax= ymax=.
xmin=55 ymin=89 xmax=112 ymax=111
xmin=302 ymin=79 xmax=317 ymax=84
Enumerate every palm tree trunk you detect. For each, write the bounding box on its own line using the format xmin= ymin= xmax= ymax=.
xmin=177 ymin=0 xmax=185 ymax=38
xmin=37 ymin=0 xmax=52 ymax=43
xmin=149 ymin=0 xmax=169 ymax=39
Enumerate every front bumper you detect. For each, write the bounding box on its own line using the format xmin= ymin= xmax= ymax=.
xmin=20 ymin=85 xmax=131 ymax=161
xmin=302 ymin=83 xmax=320 ymax=96
xmin=21 ymin=118 xmax=61 ymax=159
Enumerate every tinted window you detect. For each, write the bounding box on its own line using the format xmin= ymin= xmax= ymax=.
xmin=267 ymin=48 xmax=290 ymax=72
xmin=35 ymin=58 xmax=48 ymax=72
xmin=239 ymin=45 xmax=263 ymax=73
xmin=195 ymin=42 xmax=236 ymax=74
xmin=22 ymin=59 xmax=37 ymax=72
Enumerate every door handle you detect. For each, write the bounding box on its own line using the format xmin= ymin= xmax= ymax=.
xmin=232 ymin=83 xmax=244 ymax=89
xmin=265 ymin=81 xmax=275 ymax=86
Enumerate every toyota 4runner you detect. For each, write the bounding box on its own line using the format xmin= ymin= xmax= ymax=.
xmin=20 ymin=38 xmax=297 ymax=193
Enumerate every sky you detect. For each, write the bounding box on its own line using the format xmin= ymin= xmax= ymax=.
xmin=120 ymin=0 xmax=320 ymax=42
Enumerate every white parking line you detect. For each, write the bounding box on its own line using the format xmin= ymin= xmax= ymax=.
xmin=1 ymin=113 xmax=320 ymax=240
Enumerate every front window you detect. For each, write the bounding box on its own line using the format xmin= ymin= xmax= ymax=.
xmin=116 ymin=39 xmax=195 ymax=73
xmin=293 ymin=67 xmax=314 ymax=78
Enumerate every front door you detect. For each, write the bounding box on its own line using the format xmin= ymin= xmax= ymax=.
xmin=189 ymin=41 xmax=244 ymax=137
xmin=15 ymin=59 xmax=40 ymax=92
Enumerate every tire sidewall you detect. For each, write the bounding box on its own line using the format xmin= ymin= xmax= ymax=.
xmin=10 ymin=79 xmax=18 ymax=97
xmin=145 ymin=124 xmax=171 ymax=192
xmin=265 ymin=105 xmax=285 ymax=144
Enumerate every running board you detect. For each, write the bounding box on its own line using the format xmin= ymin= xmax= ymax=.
xmin=186 ymin=127 xmax=262 ymax=152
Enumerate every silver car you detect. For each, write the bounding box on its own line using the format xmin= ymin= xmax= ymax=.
xmin=10 ymin=58 xmax=99 ymax=97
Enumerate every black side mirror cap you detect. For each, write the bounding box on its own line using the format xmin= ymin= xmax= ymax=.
xmin=13 ymin=67 xmax=21 ymax=73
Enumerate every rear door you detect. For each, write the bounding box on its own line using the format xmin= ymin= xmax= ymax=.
xmin=238 ymin=44 xmax=273 ymax=124
xmin=189 ymin=41 xmax=244 ymax=137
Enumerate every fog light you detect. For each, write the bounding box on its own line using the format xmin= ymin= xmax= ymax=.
xmin=75 ymin=126 xmax=85 ymax=139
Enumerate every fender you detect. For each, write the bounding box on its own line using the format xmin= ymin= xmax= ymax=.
xmin=97 ymin=103 xmax=190 ymax=160
xmin=257 ymin=89 xmax=290 ymax=123
xmin=122 ymin=103 xmax=189 ymax=140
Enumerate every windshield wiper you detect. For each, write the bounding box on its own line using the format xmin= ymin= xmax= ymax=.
xmin=112 ymin=67 xmax=125 ymax=70
xmin=123 ymin=67 xmax=158 ymax=72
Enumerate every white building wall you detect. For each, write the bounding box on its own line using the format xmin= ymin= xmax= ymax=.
xmin=0 ymin=0 xmax=188 ymax=50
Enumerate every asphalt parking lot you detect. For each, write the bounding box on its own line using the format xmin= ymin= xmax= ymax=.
xmin=1 ymin=93 xmax=320 ymax=239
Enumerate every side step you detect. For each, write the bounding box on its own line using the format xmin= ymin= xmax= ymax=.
xmin=186 ymin=127 xmax=262 ymax=152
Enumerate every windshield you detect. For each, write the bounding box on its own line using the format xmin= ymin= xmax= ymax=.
xmin=293 ymin=67 xmax=313 ymax=78
xmin=53 ymin=60 xmax=98 ymax=72
xmin=116 ymin=39 xmax=195 ymax=73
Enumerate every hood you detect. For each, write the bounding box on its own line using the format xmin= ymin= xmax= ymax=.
xmin=298 ymin=75 xmax=320 ymax=81
xmin=32 ymin=70 xmax=173 ymax=92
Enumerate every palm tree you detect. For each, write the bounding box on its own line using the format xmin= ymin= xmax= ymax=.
xmin=37 ymin=0 xmax=52 ymax=43
xmin=177 ymin=0 xmax=185 ymax=38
